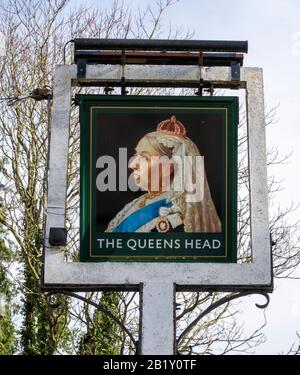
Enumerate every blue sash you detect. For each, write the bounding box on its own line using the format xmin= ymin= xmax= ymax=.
xmin=112 ymin=199 xmax=172 ymax=232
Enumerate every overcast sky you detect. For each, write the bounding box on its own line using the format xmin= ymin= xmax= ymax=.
xmin=71 ymin=0 xmax=300 ymax=354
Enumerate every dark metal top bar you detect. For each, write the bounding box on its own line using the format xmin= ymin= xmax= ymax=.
xmin=74 ymin=51 xmax=244 ymax=67
xmin=74 ymin=38 xmax=248 ymax=53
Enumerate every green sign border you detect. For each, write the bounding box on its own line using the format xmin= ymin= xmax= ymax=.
xmin=79 ymin=95 xmax=238 ymax=263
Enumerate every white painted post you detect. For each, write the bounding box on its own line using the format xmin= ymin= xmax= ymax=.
xmin=140 ymin=282 xmax=176 ymax=355
xmin=44 ymin=65 xmax=72 ymax=270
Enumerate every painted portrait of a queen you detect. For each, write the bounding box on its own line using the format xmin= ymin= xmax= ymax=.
xmin=105 ymin=115 xmax=221 ymax=233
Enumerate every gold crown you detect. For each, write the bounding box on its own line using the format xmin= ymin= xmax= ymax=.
xmin=156 ymin=115 xmax=187 ymax=137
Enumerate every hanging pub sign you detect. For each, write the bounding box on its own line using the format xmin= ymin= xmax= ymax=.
xmin=79 ymin=95 xmax=238 ymax=262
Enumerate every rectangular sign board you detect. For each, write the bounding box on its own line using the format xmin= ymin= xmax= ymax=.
xmin=79 ymin=96 xmax=238 ymax=262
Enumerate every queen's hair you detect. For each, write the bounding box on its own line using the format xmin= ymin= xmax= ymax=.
xmin=144 ymin=134 xmax=173 ymax=159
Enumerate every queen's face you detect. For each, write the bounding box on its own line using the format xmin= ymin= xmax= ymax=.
xmin=129 ymin=136 xmax=173 ymax=193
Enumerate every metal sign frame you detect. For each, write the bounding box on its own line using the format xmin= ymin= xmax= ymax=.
xmin=42 ymin=64 xmax=272 ymax=291
xmin=41 ymin=64 xmax=272 ymax=354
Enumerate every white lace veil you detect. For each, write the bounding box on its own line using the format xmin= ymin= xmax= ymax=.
xmin=145 ymin=131 xmax=221 ymax=233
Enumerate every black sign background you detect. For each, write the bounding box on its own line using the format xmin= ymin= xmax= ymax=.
xmin=95 ymin=111 xmax=223 ymax=232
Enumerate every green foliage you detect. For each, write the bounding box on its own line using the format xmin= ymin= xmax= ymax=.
xmin=20 ymin=263 xmax=72 ymax=355
xmin=0 ymin=226 xmax=17 ymax=354
xmin=78 ymin=292 xmax=121 ymax=355
xmin=0 ymin=306 xmax=15 ymax=355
